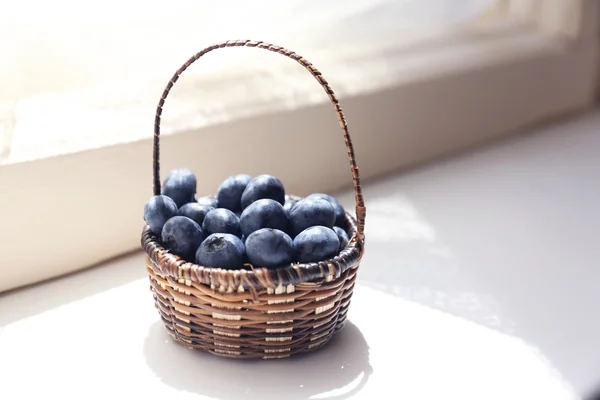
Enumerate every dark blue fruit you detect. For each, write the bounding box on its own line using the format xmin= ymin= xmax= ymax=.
xmin=288 ymin=197 xmax=335 ymax=236
xmin=144 ymin=195 xmax=178 ymax=235
xmin=283 ymin=198 xmax=298 ymax=216
xmin=333 ymin=226 xmax=349 ymax=252
xmin=202 ymin=208 xmax=241 ymax=237
xmin=178 ymin=203 xmax=214 ymax=227
xmin=240 ymin=175 xmax=285 ymax=209
xmin=307 ymin=193 xmax=346 ymax=227
xmin=293 ymin=226 xmax=340 ymax=263
xmin=197 ymin=196 xmax=218 ymax=208
xmin=161 ymin=216 xmax=204 ymax=261
xmin=239 ymin=199 xmax=288 ymax=238
xmin=195 ymin=233 xmax=245 ymax=269
xmin=161 ymin=168 xmax=197 ymax=208
xmin=217 ymin=174 xmax=252 ymax=212
xmin=245 ymin=228 xmax=294 ymax=268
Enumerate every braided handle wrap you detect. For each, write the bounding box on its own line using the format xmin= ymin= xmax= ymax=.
xmin=152 ymin=40 xmax=366 ymax=240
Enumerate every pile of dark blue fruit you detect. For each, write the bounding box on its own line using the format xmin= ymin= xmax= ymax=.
xmin=144 ymin=169 xmax=350 ymax=270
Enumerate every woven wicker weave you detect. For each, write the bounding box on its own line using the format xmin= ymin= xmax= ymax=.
xmin=143 ymin=40 xmax=367 ymax=359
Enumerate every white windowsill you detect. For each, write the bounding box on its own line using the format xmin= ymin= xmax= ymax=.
xmin=2 ymin=108 xmax=599 ymax=399
xmin=1 ymin=1 xmax=504 ymax=165
xmin=2 ymin=16 xmax=521 ymax=165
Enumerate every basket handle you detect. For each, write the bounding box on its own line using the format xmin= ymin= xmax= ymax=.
xmin=152 ymin=40 xmax=366 ymax=240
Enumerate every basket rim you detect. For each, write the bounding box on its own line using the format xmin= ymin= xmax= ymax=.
xmin=142 ymin=199 xmax=363 ymax=292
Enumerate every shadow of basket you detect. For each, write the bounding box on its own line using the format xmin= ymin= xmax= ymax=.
xmin=143 ymin=319 xmax=372 ymax=400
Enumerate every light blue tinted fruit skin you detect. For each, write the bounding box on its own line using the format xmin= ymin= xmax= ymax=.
xmin=240 ymin=175 xmax=286 ymax=209
xmin=144 ymin=195 xmax=179 ymax=235
xmin=307 ymin=193 xmax=346 ymax=227
xmin=288 ymin=197 xmax=335 ymax=237
xmin=293 ymin=226 xmax=340 ymax=263
xmin=239 ymin=199 xmax=288 ymax=238
xmin=161 ymin=168 xmax=197 ymax=208
xmin=333 ymin=226 xmax=349 ymax=252
xmin=217 ymin=174 xmax=252 ymax=212
xmin=178 ymin=203 xmax=214 ymax=227
xmin=196 ymin=196 xmax=219 ymax=209
xmin=161 ymin=216 xmax=204 ymax=262
xmin=202 ymin=208 xmax=242 ymax=238
xmin=283 ymin=199 xmax=298 ymax=237
xmin=195 ymin=233 xmax=245 ymax=269
xmin=283 ymin=198 xmax=298 ymax=216
xmin=245 ymin=228 xmax=294 ymax=268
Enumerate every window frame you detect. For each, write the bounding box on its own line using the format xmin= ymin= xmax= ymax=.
xmin=509 ymin=0 xmax=598 ymax=39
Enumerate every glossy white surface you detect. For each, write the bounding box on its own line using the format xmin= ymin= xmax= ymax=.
xmin=2 ymin=110 xmax=600 ymax=399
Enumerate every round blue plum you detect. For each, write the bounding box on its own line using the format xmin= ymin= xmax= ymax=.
xmin=245 ymin=228 xmax=294 ymax=268
xmin=144 ymin=195 xmax=179 ymax=235
xmin=202 ymin=208 xmax=241 ymax=237
xmin=288 ymin=197 xmax=335 ymax=237
xmin=293 ymin=226 xmax=340 ymax=263
xmin=217 ymin=174 xmax=252 ymax=212
xmin=178 ymin=203 xmax=214 ymax=227
xmin=240 ymin=175 xmax=285 ymax=209
xmin=161 ymin=168 xmax=197 ymax=208
xmin=333 ymin=226 xmax=349 ymax=252
xmin=195 ymin=233 xmax=245 ymax=269
xmin=196 ymin=196 xmax=219 ymax=209
xmin=239 ymin=199 xmax=288 ymax=238
xmin=161 ymin=216 xmax=204 ymax=261
xmin=307 ymin=193 xmax=346 ymax=227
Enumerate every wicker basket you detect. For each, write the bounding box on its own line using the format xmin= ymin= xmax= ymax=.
xmin=143 ymin=40 xmax=367 ymax=359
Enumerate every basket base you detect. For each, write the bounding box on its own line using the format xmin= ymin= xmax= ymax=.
xmin=157 ymin=310 xmax=350 ymax=360
xmin=146 ymin=259 xmax=358 ymax=360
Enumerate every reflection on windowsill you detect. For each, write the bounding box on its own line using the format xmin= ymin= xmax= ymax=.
xmin=344 ymin=191 xmax=517 ymax=336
